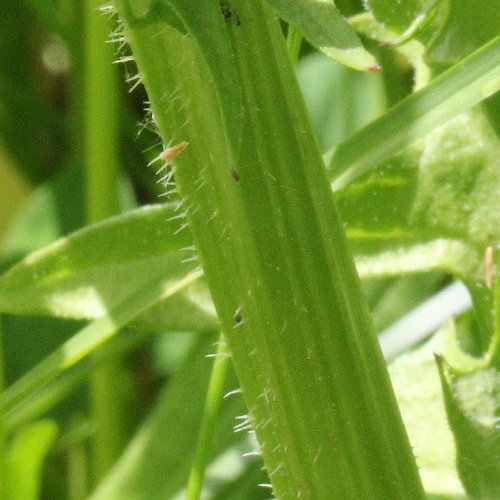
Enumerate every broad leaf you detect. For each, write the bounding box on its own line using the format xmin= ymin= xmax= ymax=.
xmin=303 ymin=27 xmax=499 ymax=349
xmin=332 ymin=105 xmax=499 ymax=339
xmin=389 ymin=328 xmax=466 ymax=497
xmin=436 ymin=350 xmax=500 ymax=498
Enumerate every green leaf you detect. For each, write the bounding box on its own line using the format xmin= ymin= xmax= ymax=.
xmin=336 ymin=106 xmax=499 ymax=343
xmin=89 ymin=332 xmax=247 ymax=500
xmin=425 ymin=1 xmax=500 ymax=68
xmin=263 ymin=0 xmax=380 ymax=70
xmin=389 ymin=329 xmax=466 ymax=497
xmin=0 ymin=270 xmax=203 ymax=416
xmin=0 ymin=203 xmax=217 ymax=331
xmin=348 ymin=12 xmax=431 ymax=90
xmin=328 ymin=35 xmax=500 ymax=190
xmin=4 ymin=420 xmax=58 ymax=500
xmin=410 ymin=108 xmax=500 ymax=250
xmin=365 ymin=0 xmax=445 ymax=36
xmin=366 ymin=0 xmax=500 ymax=70
xmin=436 ymin=355 xmax=500 ymax=499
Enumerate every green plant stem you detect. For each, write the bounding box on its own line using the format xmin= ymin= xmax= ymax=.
xmin=286 ymin=25 xmax=302 ymax=65
xmin=114 ymin=0 xmax=425 ymax=497
xmin=84 ymin=0 xmax=119 ymax=224
xmin=329 ymin=34 xmax=500 ymax=190
xmin=83 ymin=0 xmax=122 ymax=481
xmin=186 ymin=333 xmax=230 ymax=500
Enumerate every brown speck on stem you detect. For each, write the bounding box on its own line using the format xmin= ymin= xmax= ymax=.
xmin=159 ymin=141 xmax=189 ymax=163
xmin=368 ymin=65 xmax=383 ymax=72
xmin=230 ymin=167 xmax=240 ymax=182
xmin=220 ymin=4 xmax=241 ymax=26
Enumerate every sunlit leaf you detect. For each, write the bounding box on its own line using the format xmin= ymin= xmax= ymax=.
xmin=4 ymin=420 xmax=58 ymax=500
xmin=389 ymin=328 xmax=466 ymax=497
xmin=0 ymin=204 xmax=217 ymax=331
xmin=264 ymin=0 xmax=380 ymax=70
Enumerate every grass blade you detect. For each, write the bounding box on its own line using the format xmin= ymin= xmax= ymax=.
xmin=329 ymin=35 xmax=500 ymax=190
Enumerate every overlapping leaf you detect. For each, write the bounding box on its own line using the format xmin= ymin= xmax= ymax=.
xmin=0 ymin=203 xmax=216 ymax=331
xmin=264 ymin=0 xmax=379 ymax=70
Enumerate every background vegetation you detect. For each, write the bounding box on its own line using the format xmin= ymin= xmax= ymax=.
xmin=0 ymin=0 xmax=498 ymax=498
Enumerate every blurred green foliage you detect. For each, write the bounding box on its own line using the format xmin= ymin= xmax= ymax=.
xmin=0 ymin=0 xmax=498 ymax=498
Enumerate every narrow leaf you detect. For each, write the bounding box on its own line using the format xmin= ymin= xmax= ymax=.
xmin=329 ymin=35 xmax=500 ymax=190
xmin=0 ymin=270 xmax=202 ymax=415
xmin=5 ymin=420 xmax=58 ymax=500
xmin=89 ymin=333 xmax=247 ymax=500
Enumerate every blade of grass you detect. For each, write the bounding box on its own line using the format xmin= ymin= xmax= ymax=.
xmin=0 ymin=270 xmax=202 ymax=417
xmin=329 ymin=35 xmax=500 ymax=190
xmin=185 ymin=332 xmax=230 ymax=500
xmin=3 ymin=326 xmax=154 ymax=434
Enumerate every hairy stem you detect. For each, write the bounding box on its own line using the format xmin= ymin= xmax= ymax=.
xmin=114 ymin=0 xmax=425 ymax=497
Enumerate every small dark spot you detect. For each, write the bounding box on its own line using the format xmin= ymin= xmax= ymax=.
xmin=234 ymin=314 xmax=243 ymax=324
xmin=230 ymin=167 xmax=240 ymax=182
xmin=220 ymin=4 xmax=241 ymax=26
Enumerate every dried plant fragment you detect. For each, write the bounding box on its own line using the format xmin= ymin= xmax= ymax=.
xmin=160 ymin=141 xmax=189 ymax=163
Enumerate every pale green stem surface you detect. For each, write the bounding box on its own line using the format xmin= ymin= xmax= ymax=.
xmin=186 ymin=333 xmax=230 ymax=500
xmin=83 ymin=0 xmax=122 ymax=481
xmin=114 ymin=0 xmax=425 ymax=498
